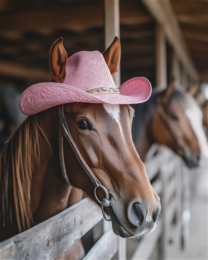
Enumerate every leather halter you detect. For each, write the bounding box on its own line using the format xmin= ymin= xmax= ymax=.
xmin=59 ymin=105 xmax=111 ymax=221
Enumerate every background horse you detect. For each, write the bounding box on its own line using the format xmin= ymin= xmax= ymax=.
xmin=0 ymin=37 xmax=160 ymax=259
xmin=188 ymin=83 xmax=208 ymax=140
xmin=131 ymin=81 xmax=208 ymax=168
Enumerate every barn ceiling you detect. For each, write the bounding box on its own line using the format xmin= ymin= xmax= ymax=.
xmin=0 ymin=0 xmax=207 ymax=92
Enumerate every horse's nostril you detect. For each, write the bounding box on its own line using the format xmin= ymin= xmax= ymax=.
xmin=196 ymin=152 xmax=200 ymax=163
xmin=152 ymin=203 xmax=161 ymax=222
xmin=193 ymin=152 xmax=200 ymax=166
xmin=128 ymin=202 xmax=147 ymax=227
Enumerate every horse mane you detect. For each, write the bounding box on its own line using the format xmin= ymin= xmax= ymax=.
xmin=131 ymin=89 xmax=163 ymax=144
xmin=131 ymin=87 xmax=188 ymax=144
xmin=0 ymin=114 xmax=45 ymax=235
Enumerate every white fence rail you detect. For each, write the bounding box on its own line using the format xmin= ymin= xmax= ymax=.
xmin=0 ymin=146 xmax=189 ymax=260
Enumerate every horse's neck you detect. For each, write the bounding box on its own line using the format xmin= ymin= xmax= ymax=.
xmin=31 ymin=109 xmax=82 ymax=225
xmin=131 ymin=98 xmax=155 ymax=161
xmin=135 ymin=127 xmax=153 ymax=161
xmin=30 ymin=137 xmax=68 ymax=224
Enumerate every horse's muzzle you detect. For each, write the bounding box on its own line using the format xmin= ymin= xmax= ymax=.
xmin=108 ymin=201 xmax=161 ymax=238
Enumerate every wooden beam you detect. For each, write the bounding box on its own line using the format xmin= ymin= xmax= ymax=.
xmin=187 ymin=41 xmax=208 ymax=53
xmin=0 ymin=198 xmax=102 ymax=260
xmin=177 ymin=15 xmax=208 ymax=23
xmin=105 ymin=0 xmax=120 ymax=86
xmin=0 ymin=61 xmax=51 ymax=81
xmin=183 ymin=31 xmax=208 ymax=43
xmin=171 ymin=52 xmax=180 ymax=85
xmin=83 ymin=230 xmax=118 ymax=260
xmin=0 ymin=3 xmax=151 ymax=35
xmin=171 ymin=0 xmax=208 ymax=16
xmin=199 ymin=73 xmax=208 ymax=82
xmin=155 ymin=24 xmax=167 ymax=88
xmin=131 ymin=222 xmax=162 ymax=260
xmin=141 ymin=0 xmax=199 ymax=82
xmin=180 ymin=66 xmax=189 ymax=89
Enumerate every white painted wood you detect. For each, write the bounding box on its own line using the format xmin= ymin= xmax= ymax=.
xmin=181 ymin=164 xmax=190 ymax=250
xmin=145 ymin=148 xmax=171 ymax=180
xmin=167 ymin=194 xmax=177 ymax=225
xmin=83 ymin=230 xmax=118 ymax=260
xmin=103 ymin=219 xmax=112 ymax=233
xmin=156 ymin=24 xmax=167 ymax=89
xmin=0 ymin=198 xmax=102 ymax=260
xmin=131 ymin=222 xmax=162 ymax=260
xmin=104 ymin=0 xmax=120 ymax=86
xmin=0 ymin=240 xmax=15 ymax=260
xmin=118 ymin=238 xmax=126 ymax=260
xmin=159 ymin=162 xmax=170 ymax=260
xmin=152 ymin=179 xmax=162 ymax=194
xmin=145 ymin=144 xmax=159 ymax=161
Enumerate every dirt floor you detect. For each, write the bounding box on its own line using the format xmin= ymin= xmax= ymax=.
xmin=167 ymin=165 xmax=208 ymax=260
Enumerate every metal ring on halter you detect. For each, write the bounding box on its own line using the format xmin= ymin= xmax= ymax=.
xmin=94 ymin=184 xmax=112 ymax=221
xmin=94 ymin=184 xmax=111 ymax=205
xmin=101 ymin=204 xmax=111 ymax=221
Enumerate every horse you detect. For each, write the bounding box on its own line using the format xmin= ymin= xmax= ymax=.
xmin=131 ymin=81 xmax=208 ymax=168
xmin=188 ymin=83 xmax=208 ymax=140
xmin=0 ymin=37 xmax=160 ymax=259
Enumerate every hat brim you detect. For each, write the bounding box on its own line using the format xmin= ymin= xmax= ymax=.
xmin=19 ymin=77 xmax=152 ymax=115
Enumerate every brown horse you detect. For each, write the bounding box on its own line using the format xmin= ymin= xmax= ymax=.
xmin=0 ymin=38 xmax=160 ymax=259
xmin=131 ymin=81 xmax=208 ymax=168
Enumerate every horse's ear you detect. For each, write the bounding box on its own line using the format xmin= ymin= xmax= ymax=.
xmin=163 ymin=79 xmax=175 ymax=105
xmin=49 ymin=37 xmax=68 ymax=83
xmin=187 ymin=84 xmax=198 ymax=96
xmin=103 ymin=36 xmax=121 ymax=75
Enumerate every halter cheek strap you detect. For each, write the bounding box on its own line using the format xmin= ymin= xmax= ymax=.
xmin=59 ymin=105 xmax=111 ymax=221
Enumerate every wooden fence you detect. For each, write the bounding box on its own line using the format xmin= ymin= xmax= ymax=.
xmin=0 ymin=146 xmax=189 ymax=260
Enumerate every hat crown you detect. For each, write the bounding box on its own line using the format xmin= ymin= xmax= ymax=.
xmin=63 ymin=51 xmax=116 ymax=90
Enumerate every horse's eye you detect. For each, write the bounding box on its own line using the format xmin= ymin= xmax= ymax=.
xmin=77 ymin=119 xmax=92 ymax=130
xmin=171 ymin=114 xmax=179 ymax=121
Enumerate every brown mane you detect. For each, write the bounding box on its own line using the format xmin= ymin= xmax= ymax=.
xmin=0 ymin=115 xmax=43 ymax=236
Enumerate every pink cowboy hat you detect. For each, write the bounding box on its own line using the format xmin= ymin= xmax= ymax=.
xmin=19 ymin=50 xmax=152 ymax=116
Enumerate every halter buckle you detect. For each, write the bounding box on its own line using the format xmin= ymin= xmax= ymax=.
xmin=94 ymin=184 xmax=112 ymax=221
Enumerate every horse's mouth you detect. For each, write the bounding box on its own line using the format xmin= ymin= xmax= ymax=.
xmin=108 ymin=206 xmax=134 ymax=238
xmin=108 ymin=206 xmax=156 ymax=238
xmin=181 ymin=154 xmax=199 ymax=168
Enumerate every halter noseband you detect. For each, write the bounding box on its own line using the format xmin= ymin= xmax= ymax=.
xmin=59 ymin=105 xmax=111 ymax=221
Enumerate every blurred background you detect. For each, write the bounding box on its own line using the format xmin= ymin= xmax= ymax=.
xmin=0 ymin=0 xmax=207 ymax=259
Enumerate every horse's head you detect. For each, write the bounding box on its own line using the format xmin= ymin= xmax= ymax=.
xmin=153 ymin=81 xmax=208 ymax=168
xmin=48 ymin=38 xmax=160 ymax=238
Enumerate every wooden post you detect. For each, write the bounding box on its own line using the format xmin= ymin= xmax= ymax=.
xmin=156 ymin=24 xmax=167 ymax=89
xmin=104 ymin=1 xmax=126 ymax=259
xmin=181 ymin=67 xmax=189 ymax=89
xmin=181 ymin=165 xmax=190 ymax=250
xmin=104 ymin=0 xmax=120 ymax=87
xmin=171 ymin=52 xmax=180 ymax=86
xmin=158 ymin=163 xmax=169 ymax=260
